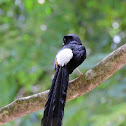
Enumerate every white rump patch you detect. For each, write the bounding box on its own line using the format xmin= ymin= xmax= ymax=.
xmin=56 ymin=48 xmax=73 ymax=67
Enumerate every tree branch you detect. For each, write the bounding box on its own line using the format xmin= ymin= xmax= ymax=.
xmin=0 ymin=44 xmax=126 ymax=125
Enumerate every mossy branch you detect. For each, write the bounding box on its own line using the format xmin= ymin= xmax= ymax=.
xmin=0 ymin=44 xmax=126 ymax=125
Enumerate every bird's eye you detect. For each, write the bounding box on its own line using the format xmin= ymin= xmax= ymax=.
xmin=63 ymin=37 xmax=67 ymax=43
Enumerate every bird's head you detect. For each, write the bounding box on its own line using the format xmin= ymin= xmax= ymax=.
xmin=63 ymin=34 xmax=82 ymax=46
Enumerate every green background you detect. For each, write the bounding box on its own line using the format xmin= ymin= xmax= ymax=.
xmin=0 ymin=0 xmax=126 ymax=126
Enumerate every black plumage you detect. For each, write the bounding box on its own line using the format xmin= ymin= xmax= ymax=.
xmin=41 ymin=34 xmax=86 ymax=126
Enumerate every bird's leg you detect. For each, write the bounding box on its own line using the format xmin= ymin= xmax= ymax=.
xmin=76 ymin=67 xmax=83 ymax=76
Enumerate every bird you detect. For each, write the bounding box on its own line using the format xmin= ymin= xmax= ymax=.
xmin=41 ymin=34 xmax=86 ymax=126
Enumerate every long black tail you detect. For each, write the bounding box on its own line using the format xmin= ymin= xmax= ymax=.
xmin=41 ymin=66 xmax=69 ymax=126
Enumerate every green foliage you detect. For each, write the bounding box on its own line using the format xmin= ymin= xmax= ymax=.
xmin=0 ymin=0 xmax=126 ymax=125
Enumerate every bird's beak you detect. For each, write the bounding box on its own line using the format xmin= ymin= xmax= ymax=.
xmin=62 ymin=43 xmax=64 ymax=47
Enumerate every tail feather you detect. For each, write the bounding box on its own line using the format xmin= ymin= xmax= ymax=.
xmin=53 ymin=66 xmax=69 ymax=126
xmin=41 ymin=66 xmax=69 ymax=126
xmin=41 ymin=68 xmax=59 ymax=126
xmin=46 ymin=67 xmax=62 ymax=126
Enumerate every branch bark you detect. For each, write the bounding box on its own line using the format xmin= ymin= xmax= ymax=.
xmin=0 ymin=44 xmax=126 ymax=125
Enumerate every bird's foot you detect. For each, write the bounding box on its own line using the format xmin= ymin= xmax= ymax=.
xmin=76 ymin=68 xmax=83 ymax=76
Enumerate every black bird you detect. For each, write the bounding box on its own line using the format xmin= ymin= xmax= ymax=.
xmin=41 ymin=34 xmax=86 ymax=126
